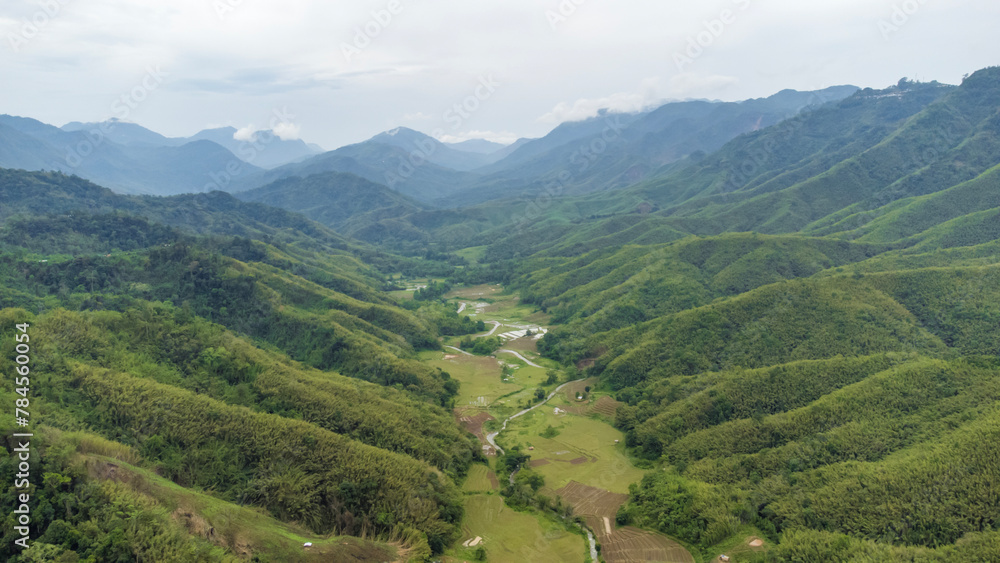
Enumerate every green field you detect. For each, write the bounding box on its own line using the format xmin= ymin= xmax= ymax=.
xmin=422 ymin=352 xmax=553 ymax=410
xmin=501 ymin=404 xmax=646 ymax=494
xmin=446 ymin=284 xmax=552 ymax=326
xmin=444 ymin=495 xmax=587 ymax=563
xmin=463 ymin=464 xmax=499 ymax=493
xmin=455 ymin=245 xmax=488 ymax=265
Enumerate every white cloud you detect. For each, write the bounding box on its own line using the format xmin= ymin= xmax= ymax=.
xmin=233 ymin=125 xmax=257 ymax=141
xmin=437 ymin=130 xmax=520 ymax=145
xmin=538 ymin=77 xmax=666 ymax=124
xmin=272 ymin=121 xmax=301 ymax=141
xmin=667 ymin=73 xmax=740 ymax=99
xmin=1 ymin=0 xmax=995 ymax=149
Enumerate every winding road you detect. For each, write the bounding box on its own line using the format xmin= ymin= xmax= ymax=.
xmin=485 ymin=377 xmax=586 ymax=456
xmin=497 ymin=349 xmax=543 ymax=368
xmin=444 ymin=345 xmax=474 ymax=357
xmin=479 ymin=320 xmax=502 ymax=337
xmin=486 ymin=375 xmax=600 ymax=561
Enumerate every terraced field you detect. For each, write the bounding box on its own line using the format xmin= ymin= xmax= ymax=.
xmin=558 ymin=481 xmax=695 ymax=563
xmin=463 ymin=464 xmax=499 ymax=493
xmin=439 ymin=284 xmax=692 ymax=563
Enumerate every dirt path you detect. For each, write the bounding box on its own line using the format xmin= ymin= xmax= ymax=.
xmin=457 ymin=302 xmax=467 ymax=314
xmin=497 ymin=349 xmax=543 ymax=368
xmin=486 ymin=377 xmax=587 ymax=456
xmin=444 ymin=345 xmax=474 ymax=357
xmin=478 ymin=320 xmax=501 ymax=337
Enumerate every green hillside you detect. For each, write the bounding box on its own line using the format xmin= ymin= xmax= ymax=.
xmin=4 ymin=66 xmax=1000 ymax=562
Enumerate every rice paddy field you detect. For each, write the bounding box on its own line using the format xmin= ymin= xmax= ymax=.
xmin=442 ymin=494 xmax=588 ymax=563
xmin=430 ymin=284 xmax=694 ymax=563
xmin=500 ymin=403 xmax=646 ymax=494
xmin=462 ymin=464 xmax=500 ymax=493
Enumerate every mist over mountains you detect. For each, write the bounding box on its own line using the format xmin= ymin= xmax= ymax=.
xmin=1 ymin=85 xmax=856 ymax=204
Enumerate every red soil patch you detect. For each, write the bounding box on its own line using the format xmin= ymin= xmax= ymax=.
xmin=568 ymin=457 xmax=589 ymax=465
xmin=488 ymin=472 xmax=499 ymax=490
xmin=529 ymin=459 xmax=551 ymax=468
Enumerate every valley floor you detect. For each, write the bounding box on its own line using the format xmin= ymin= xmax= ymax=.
xmin=433 ymin=284 xmax=696 ymax=563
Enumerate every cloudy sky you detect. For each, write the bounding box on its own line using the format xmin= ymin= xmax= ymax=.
xmin=2 ymin=0 xmax=997 ymax=149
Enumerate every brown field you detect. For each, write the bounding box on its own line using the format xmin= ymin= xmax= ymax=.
xmin=529 ymin=459 xmax=551 ymax=468
xmin=557 ymin=481 xmax=693 ymax=563
xmin=456 ymin=409 xmax=495 ymax=446
xmin=562 ymin=377 xmax=601 ymax=401
xmin=502 ymin=336 xmax=540 ymax=353
xmin=602 ymin=526 xmax=695 ymax=563
xmin=590 ymin=396 xmax=623 ymax=419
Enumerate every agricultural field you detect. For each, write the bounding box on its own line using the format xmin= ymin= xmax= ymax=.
xmin=443 ymin=494 xmax=588 ymax=563
xmin=422 ymin=350 xmax=551 ymax=409
xmin=501 ymin=404 xmax=645 ymax=494
xmin=386 ymin=276 xmax=432 ymax=300
xmin=436 ymin=283 xmax=692 ymax=563
xmin=462 ymin=464 xmax=500 ymax=493
xmin=557 ymin=481 xmax=694 ymax=563
xmin=446 ymin=284 xmax=552 ymax=327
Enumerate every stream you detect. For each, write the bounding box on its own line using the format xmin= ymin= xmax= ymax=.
xmin=484 ymin=377 xmax=600 ymax=561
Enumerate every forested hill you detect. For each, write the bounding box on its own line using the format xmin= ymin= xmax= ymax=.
xmin=492 ymin=68 xmax=1000 ymax=561
xmin=3 ymin=66 xmax=1000 ymax=562
xmin=0 ymin=169 xmax=488 ymax=560
xmin=484 ymin=69 xmax=1000 ymax=260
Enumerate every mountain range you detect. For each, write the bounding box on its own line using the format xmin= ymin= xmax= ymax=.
xmin=4 ymin=66 xmax=1000 ymax=562
xmin=0 ymin=85 xmax=856 ymax=205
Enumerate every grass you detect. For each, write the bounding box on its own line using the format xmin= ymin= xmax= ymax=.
xmin=423 ymin=350 xmax=553 ymax=409
xmin=502 ymin=405 xmax=645 ymax=494
xmin=455 ymin=245 xmax=488 ymax=265
xmin=423 ymin=350 xmax=517 ymax=407
xmin=463 ymin=464 xmax=499 ymax=493
xmin=446 ymin=284 xmax=552 ymax=327
xmin=443 ymin=494 xmax=587 ymax=563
